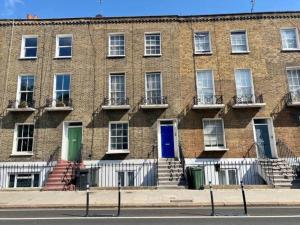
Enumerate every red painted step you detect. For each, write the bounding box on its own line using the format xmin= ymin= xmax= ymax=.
xmin=43 ymin=160 xmax=85 ymax=191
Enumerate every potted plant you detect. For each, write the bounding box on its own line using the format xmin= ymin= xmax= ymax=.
xmin=18 ymin=101 xmax=28 ymax=108
xmin=56 ymin=100 xmax=65 ymax=107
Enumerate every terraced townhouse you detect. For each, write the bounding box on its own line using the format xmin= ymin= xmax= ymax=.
xmin=0 ymin=11 xmax=299 ymax=190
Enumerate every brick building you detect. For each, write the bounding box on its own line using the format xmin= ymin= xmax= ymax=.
xmin=0 ymin=11 xmax=300 ymax=189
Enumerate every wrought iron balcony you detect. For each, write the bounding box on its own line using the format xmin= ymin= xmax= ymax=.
xmin=140 ymin=96 xmax=168 ymax=109
xmin=45 ymin=98 xmax=73 ymax=111
xmin=102 ymin=97 xmax=130 ymax=110
xmin=192 ymin=95 xmax=225 ymax=109
xmin=286 ymin=91 xmax=300 ymax=107
xmin=232 ymin=94 xmax=266 ymax=108
xmin=7 ymin=100 xmax=36 ymax=112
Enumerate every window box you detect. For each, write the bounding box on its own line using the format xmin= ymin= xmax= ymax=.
xmin=20 ymin=35 xmax=38 ymax=59
xmin=117 ymin=171 xmax=135 ymax=187
xmin=230 ymin=30 xmax=249 ymax=54
xmin=144 ymin=33 xmax=161 ymax=56
xmin=108 ymin=33 xmax=125 ymax=57
xmin=55 ymin=34 xmax=72 ymax=58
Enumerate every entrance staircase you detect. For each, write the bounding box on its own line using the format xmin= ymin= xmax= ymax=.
xmin=43 ymin=160 xmax=84 ymax=191
xmin=258 ymin=158 xmax=300 ymax=188
xmin=157 ymin=158 xmax=186 ymax=189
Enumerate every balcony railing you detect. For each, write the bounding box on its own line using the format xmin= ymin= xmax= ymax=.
xmin=192 ymin=95 xmax=225 ymax=109
xmin=140 ymin=96 xmax=168 ymax=109
xmin=102 ymin=97 xmax=130 ymax=110
xmin=7 ymin=100 xmax=36 ymax=111
xmin=233 ymin=94 xmax=265 ymax=108
xmin=286 ymin=91 xmax=300 ymax=106
xmin=45 ymin=98 xmax=73 ymax=111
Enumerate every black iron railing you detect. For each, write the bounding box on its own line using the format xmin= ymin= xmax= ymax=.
xmin=234 ymin=94 xmax=264 ymax=104
xmin=103 ymin=97 xmax=129 ymax=106
xmin=46 ymin=97 xmax=73 ymax=108
xmin=8 ymin=100 xmax=35 ymax=109
xmin=142 ymin=96 xmax=168 ymax=105
xmin=277 ymin=139 xmax=300 ymax=178
xmin=286 ymin=91 xmax=300 ymax=105
xmin=193 ymin=95 xmax=223 ymax=105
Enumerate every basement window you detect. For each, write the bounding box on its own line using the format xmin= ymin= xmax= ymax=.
xmin=8 ymin=173 xmax=40 ymax=188
xmin=117 ymin=171 xmax=134 ymax=187
xmin=218 ymin=169 xmax=238 ymax=185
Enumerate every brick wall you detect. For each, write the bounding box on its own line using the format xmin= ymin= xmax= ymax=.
xmin=0 ymin=13 xmax=299 ymax=162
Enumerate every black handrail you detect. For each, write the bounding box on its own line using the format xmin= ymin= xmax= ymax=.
xmin=286 ymin=91 xmax=300 ymax=105
xmin=103 ymin=97 xmax=129 ymax=106
xmin=46 ymin=146 xmax=60 ymax=166
xmin=234 ymin=93 xmax=264 ymax=104
xmin=46 ymin=97 xmax=73 ymax=107
xmin=193 ymin=95 xmax=223 ymax=105
xmin=8 ymin=99 xmax=36 ymax=109
xmin=179 ymin=143 xmax=186 ymax=177
xmin=142 ymin=96 xmax=168 ymax=105
xmin=277 ymin=139 xmax=300 ymax=177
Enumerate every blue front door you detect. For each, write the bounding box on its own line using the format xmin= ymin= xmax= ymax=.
xmin=255 ymin=124 xmax=272 ymax=158
xmin=161 ymin=125 xmax=175 ymax=158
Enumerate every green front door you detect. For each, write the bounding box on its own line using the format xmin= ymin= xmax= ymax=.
xmin=68 ymin=127 xmax=82 ymax=161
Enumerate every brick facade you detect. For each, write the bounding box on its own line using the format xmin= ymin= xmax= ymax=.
xmin=0 ymin=12 xmax=299 ymax=162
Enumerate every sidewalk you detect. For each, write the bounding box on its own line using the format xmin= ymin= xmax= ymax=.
xmin=1 ymin=188 xmax=300 ymax=208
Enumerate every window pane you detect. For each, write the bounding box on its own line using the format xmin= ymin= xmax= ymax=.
xmin=128 ymin=172 xmax=134 ymax=186
xmin=25 ymin=38 xmax=37 ymax=47
xmin=25 ymin=48 xmax=37 ymax=57
xmin=33 ymin=174 xmax=40 ymax=187
xmin=218 ymin=170 xmax=226 ymax=185
xmin=228 ymin=170 xmax=238 ymax=185
xmin=56 ymin=76 xmax=63 ymax=90
xmin=59 ymin=47 xmax=71 ymax=57
xmin=59 ymin=37 xmax=72 ymax=46
xmin=118 ymin=172 xmax=125 ymax=187
xmin=9 ymin=175 xmax=15 ymax=188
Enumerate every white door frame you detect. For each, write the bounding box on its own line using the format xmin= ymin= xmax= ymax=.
xmin=157 ymin=119 xmax=179 ymax=159
xmin=61 ymin=121 xmax=83 ymax=161
xmin=252 ymin=117 xmax=277 ymax=158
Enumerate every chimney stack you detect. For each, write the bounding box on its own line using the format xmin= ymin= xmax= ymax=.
xmin=26 ymin=14 xmax=39 ymax=19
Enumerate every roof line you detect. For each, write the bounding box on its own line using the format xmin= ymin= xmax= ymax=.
xmin=0 ymin=11 xmax=300 ymax=21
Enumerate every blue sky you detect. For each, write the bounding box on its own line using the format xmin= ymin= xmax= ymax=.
xmin=1 ymin=0 xmax=300 ymax=19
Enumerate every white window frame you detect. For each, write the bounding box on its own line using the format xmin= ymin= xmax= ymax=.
xmin=202 ymin=118 xmax=227 ymax=151
xmin=12 ymin=123 xmax=34 ymax=156
xmin=8 ymin=173 xmax=40 ymax=188
xmin=218 ymin=168 xmax=239 ymax=185
xmin=108 ymin=33 xmax=125 ymax=57
xmin=286 ymin=66 xmax=300 ymax=103
xmin=116 ymin=171 xmax=135 ymax=187
xmin=234 ymin=69 xmax=255 ymax=103
xmin=145 ymin=72 xmax=163 ymax=104
xmin=280 ymin=27 xmax=300 ymax=51
xmin=55 ymin=34 xmax=73 ymax=58
xmin=107 ymin=121 xmax=129 ymax=154
xmin=16 ymin=75 xmax=35 ymax=108
xmin=53 ymin=73 xmax=71 ymax=107
xmin=196 ymin=69 xmax=215 ymax=104
xmin=109 ymin=73 xmax=126 ymax=105
xmin=144 ymin=32 xmax=161 ymax=56
xmin=194 ymin=31 xmax=212 ymax=54
xmin=230 ymin=30 xmax=250 ymax=53
xmin=20 ymin=35 xmax=38 ymax=59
